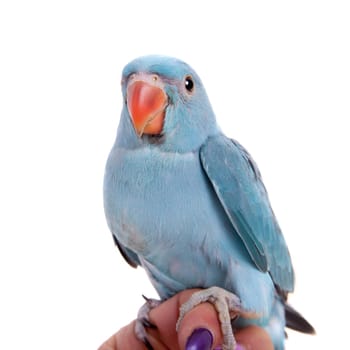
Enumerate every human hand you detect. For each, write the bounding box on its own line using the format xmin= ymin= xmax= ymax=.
xmin=98 ymin=289 xmax=273 ymax=350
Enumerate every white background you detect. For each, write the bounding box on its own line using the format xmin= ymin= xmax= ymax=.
xmin=1 ymin=1 xmax=349 ymax=349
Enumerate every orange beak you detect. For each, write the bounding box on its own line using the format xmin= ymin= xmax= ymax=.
xmin=127 ymin=80 xmax=167 ymax=136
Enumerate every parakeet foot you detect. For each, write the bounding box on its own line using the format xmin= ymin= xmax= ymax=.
xmin=135 ymin=296 xmax=162 ymax=350
xmin=176 ymin=287 xmax=257 ymax=350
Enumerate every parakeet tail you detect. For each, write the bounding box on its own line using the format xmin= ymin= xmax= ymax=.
xmin=285 ymin=303 xmax=315 ymax=334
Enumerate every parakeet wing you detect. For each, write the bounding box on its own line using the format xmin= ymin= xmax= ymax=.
xmin=112 ymin=234 xmax=141 ymax=268
xmin=200 ymin=135 xmax=294 ymax=292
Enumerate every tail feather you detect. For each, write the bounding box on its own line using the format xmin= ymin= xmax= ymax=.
xmin=285 ymin=303 xmax=315 ymax=334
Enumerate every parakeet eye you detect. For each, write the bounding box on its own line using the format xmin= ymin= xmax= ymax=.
xmin=184 ymin=75 xmax=194 ymax=93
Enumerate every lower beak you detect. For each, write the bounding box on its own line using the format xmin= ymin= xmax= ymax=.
xmin=127 ymin=80 xmax=167 ymax=136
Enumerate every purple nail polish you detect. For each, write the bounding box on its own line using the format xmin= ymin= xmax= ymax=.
xmin=186 ymin=328 xmax=213 ymax=350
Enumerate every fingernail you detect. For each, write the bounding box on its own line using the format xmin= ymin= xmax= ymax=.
xmin=186 ymin=328 xmax=213 ymax=350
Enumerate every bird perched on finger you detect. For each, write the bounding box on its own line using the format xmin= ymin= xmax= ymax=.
xmin=103 ymin=55 xmax=315 ymax=350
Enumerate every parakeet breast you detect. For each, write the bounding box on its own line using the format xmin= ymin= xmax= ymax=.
xmin=105 ymin=146 xmax=229 ymax=257
xmin=104 ymin=145 xmax=274 ymax=311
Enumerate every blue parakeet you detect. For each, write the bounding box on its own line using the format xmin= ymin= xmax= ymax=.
xmin=103 ymin=55 xmax=314 ymax=349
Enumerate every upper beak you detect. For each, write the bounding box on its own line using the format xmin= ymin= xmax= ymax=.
xmin=127 ymin=78 xmax=167 ymax=136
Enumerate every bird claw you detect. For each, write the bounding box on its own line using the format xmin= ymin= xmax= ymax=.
xmin=134 ymin=296 xmax=162 ymax=350
xmin=176 ymin=286 xmax=257 ymax=350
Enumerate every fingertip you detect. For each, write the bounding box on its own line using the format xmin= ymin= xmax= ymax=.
xmin=98 ymin=321 xmax=147 ymax=350
xmin=177 ymin=290 xmax=223 ymax=350
xmin=98 ymin=328 xmax=118 ymax=350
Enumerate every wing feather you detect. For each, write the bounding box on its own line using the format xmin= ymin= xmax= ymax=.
xmin=112 ymin=234 xmax=141 ymax=268
xmin=200 ymin=135 xmax=294 ymax=292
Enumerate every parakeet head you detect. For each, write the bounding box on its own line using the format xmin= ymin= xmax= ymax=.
xmin=117 ymin=55 xmax=219 ymax=152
